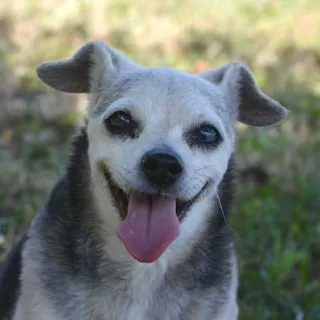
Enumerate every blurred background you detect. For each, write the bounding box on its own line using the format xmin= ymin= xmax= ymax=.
xmin=0 ymin=0 xmax=319 ymax=319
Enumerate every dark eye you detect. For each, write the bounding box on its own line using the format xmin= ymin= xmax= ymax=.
xmin=105 ymin=110 xmax=138 ymax=138
xmin=187 ymin=124 xmax=222 ymax=148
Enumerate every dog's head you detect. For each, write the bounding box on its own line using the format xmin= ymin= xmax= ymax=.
xmin=37 ymin=41 xmax=287 ymax=263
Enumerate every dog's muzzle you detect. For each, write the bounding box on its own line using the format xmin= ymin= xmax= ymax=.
xmin=100 ymin=149 xmax=211 ymax=264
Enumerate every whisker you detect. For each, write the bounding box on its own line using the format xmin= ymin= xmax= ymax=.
xmin=195 ymin=164 xmax=214 ymax=172
xmin=196 ymin=171 xmax=212 ymax=180
xmin=215 ymin=194 xmax=238 ymax=236
xmin=192 ymin=176 xmax=206 ymax=185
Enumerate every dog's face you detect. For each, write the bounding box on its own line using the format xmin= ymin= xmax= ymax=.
xmin=37 ymin=41 xmax=287 ymax=263
xmin=88 ymin=68 xmax=233 ymax=208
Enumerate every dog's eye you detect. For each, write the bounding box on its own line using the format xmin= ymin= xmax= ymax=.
xmin=187 ymin=124 xmax=222 ymax=148
xmin=105 ymin=110 xmax=138 ymax=138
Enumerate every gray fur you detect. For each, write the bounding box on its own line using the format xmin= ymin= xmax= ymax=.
xmin=200 ymin=63 xmax=288 ymax=126
xmin=1 ymin=41 xmax=287 ymax=320
xmin=37 ymin=41 xmax=139 ymax=95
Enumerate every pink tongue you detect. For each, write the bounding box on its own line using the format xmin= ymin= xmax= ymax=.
xmin=117 ymin=193 xmax=180 ymax=263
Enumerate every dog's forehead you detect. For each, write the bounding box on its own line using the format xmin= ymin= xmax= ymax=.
xmin=93 ymin=67 xmax=231 ymax=129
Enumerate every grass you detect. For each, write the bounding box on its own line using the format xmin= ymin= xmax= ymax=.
xmin=0 ymin=1 xmax=319 ymax=319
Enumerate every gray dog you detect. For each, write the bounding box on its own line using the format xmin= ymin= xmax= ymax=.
xmin=0 ymin=41 xmax=287 ymax=320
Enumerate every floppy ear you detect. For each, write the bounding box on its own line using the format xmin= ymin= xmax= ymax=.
xmin=200 ymin=63 xmax=288 ymax=127
xmin=36 ymin=41 xmax=140 ymax=93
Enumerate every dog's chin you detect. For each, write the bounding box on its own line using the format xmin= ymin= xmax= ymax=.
xmin=101 ymin=168 xmax=210 ymax=221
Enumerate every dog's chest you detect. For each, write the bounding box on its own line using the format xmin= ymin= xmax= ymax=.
xmin=89 ymin=261 xmax=189 ymax=320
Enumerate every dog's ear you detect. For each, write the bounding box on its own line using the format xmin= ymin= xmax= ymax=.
xmin=36 ymin=41 xmax=140 ymax=93
xmin=200 ymin=63 xmax=288 ymax=127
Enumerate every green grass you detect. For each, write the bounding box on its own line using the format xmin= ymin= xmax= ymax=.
xmin=0 ymin=1 xmax=319 ymax=319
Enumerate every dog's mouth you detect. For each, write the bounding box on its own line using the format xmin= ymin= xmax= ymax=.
xmin=101 ymin=167 xmax=209 ymax=263
xmin=102 ymin=170 xmax=209 ymax=221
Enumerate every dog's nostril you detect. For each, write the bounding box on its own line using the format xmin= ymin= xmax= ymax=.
xmin=169 ymin=162 xmax=183 ymax=176
xmin=143 ymin=157 xmax=158 ymax=172
xmin=142 ymin=150 xmax=183 ymax=185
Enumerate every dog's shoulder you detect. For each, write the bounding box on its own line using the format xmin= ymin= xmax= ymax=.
xmin=0 ymin=232 xmax=28 ymax=319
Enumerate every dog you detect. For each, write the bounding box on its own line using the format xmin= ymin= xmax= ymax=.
xmin=0 ymin=41 xmax=287 ymax=320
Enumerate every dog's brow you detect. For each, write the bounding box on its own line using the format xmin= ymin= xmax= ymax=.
xmin=91 ymin=74 xmax=149 ymax=117
xmin=91 ymin=86 xmax=129 ymax=117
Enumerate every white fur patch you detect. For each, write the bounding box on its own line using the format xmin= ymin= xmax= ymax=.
xmin=87 ymin=68 xmax=234 ymax=267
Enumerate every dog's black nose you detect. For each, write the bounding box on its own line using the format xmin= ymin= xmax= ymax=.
xmin=141 ymin=150 xmax=183 ymax=185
